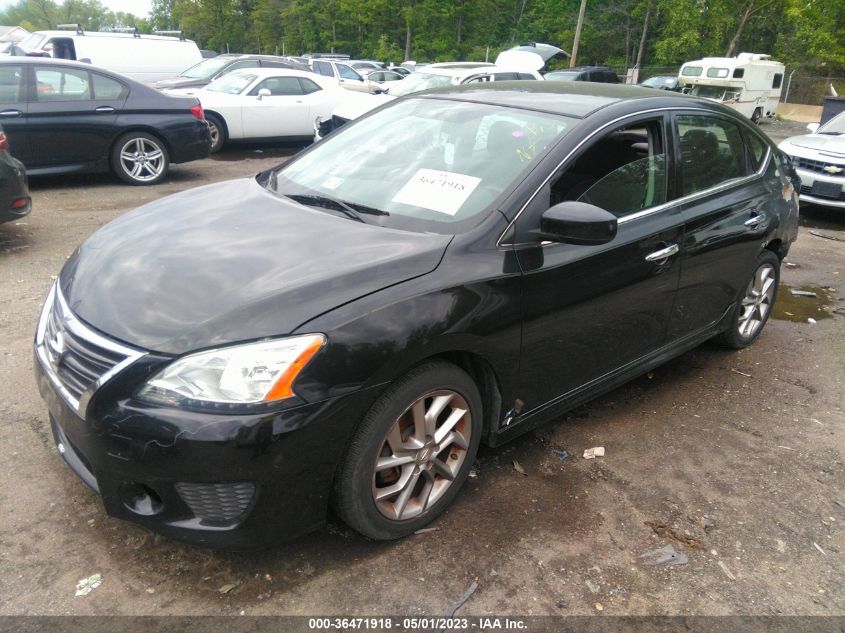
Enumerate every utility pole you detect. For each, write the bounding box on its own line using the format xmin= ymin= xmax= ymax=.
xmin=570 ymin=0 xmax=587 ymax=67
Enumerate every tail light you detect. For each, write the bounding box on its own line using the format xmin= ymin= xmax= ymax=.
xmin=190 ymin=103 xmax=205 ymax=120
xmin=0 ymin=132 xmax=8 ymax=151
xmin=11 ymin=196 xmax=29 ymax=209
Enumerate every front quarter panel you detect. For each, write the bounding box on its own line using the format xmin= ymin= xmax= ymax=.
xmin=292 ymin=231 xmax=523 ymax=425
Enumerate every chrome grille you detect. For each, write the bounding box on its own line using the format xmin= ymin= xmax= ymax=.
xmin=175 ymin=482 xmax=256 ymax=524
xmin=35 ymin=284 xmax=144 ymax=415
xmin=796 ymin=157 xmax=845 ymax=177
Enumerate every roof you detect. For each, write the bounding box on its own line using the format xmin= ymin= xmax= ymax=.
xmin=416 ymin=80 xmax=698 ymax=118
xmin=221 ymin=67 xmax=335 ymax=87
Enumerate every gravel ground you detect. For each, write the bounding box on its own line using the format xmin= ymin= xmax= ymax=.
xmin=0 ymin=122 xmax=842 ymax=617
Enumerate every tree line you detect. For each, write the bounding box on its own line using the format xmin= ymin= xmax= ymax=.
xmin=1 ymin=0 xmax=843 ymax=74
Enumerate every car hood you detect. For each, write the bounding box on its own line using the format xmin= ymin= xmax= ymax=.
xmin=60 ymin=177 xmax=452 ymax=355
xmin=332 ymin=91 xmax=393 ymax=120
xmin=153 ymin=77 xmax=207 ymax=90
xmin=785 ymin=133 xmax=845 ymax=157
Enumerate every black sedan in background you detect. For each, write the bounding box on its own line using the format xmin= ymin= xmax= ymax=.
xmin=0 ymin=58 xmax=210 ymax=185
xmin=35 ymin=83 xmax=798 ymax=548
xmin=151 ymin=54 xmax=312 ymax=91
xmin=0 ymin=123 xmax=29 ymax=223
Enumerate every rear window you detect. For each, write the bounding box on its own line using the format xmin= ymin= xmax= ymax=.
xmin=34 ymin=67 xmax=90 ymax=101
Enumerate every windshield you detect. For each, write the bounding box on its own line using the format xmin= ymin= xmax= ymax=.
xmin=182 ymin=57 xmax=232 ymax=79
xmin=642 ymin=76 xmax=674 ymax=88
xmin=19 ymin=33 xmax=46 ymax=50
xmin=206 ymin=72 xmax=256 ymax=94
xmin=388 ymin=72 xmax=455 ymax=96
xmin=266 ymin=98 xmax=572 ymax=234
xmin=545 ymin=71 xmax=579 ymax=81
xmin=818 ymin=112 xmax=845 ymax=135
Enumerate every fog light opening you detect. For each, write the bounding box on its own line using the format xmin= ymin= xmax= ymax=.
xmin=119 ymin=482 xmax=164 ymax=516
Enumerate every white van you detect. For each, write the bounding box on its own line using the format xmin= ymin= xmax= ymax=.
xmin=17 ymin=26 xmax=202 ymax=83
xmin=678 ymin=53 xmax=785 ymax=123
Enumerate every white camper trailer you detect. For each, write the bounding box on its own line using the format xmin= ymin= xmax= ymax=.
xmin=678 ymin=53 xmax=785 ymax=123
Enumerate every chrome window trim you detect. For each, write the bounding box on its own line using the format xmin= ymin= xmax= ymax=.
xmin=34 ymin=283 xmax=146 ymax=418
xmin=498 ymin=106 xmax=772 ymax=246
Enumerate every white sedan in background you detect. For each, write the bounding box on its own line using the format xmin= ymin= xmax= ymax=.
xmin=166 ymin=69 xmax=346 ymax=153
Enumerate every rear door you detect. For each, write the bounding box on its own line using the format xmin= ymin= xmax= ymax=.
xmin=513 ymin=113 xmax=684 ymax=413
xmin=27 ymin=65 xmax=126 ymax=168
xmin=0 ymin=63 xmax=29 ymax=162
xmin=667 ymin=111 xmax=778 ymax=339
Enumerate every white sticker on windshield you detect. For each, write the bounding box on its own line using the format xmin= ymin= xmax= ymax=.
xmin=321 ymin=176 xmax=344 ymax=190
xmin=391 ymin=169 xmax=481 ymax=216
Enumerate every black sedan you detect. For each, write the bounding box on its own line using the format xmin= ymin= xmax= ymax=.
xmin=34 ymin=82 xmax=799 ymax=548
xmin=0 ymin=58 xmax=210 ymax=185
xmin=0 ymin=123 xmax=30 ymax=223
xmin=151 ymin=54 xmax=312 ymax=91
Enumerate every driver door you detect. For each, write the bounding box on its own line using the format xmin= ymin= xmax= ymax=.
xmin=513 ymin=114 xmax=685 ymax=415
xmin=241 ymin=76 xmax=311 ymax=138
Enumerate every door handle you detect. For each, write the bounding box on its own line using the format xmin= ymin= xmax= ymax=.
xmin=645 ymin=243 xmax=679 ymax=262
xmin=744 ymin=213 xmax=765 ymax=227
xmin=94 ymin=106 xmax=115 ymax=113
xmin=0 ymin=109 xmax=21 ymax=117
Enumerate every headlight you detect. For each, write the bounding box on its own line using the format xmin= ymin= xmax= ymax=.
xmin=136 ymin=334 xmax=325 ymax=408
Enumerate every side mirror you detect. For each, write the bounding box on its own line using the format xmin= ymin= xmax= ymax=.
xmin=806 ymin=122 xmax=820 ymax=133
xmin=536 ymin=201 xmax=617 ymax=245
xmin=257 ymin=88 xmax=271 ymax=100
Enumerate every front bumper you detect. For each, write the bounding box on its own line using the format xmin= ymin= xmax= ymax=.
xmin=794 ymin=167 xmax=845 ymax=209
xmin=33 ymin=302 xmax=380 ymax=548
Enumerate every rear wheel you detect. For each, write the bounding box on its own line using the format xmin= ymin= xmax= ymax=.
xmin=206 ymin=113 xmax=226 ymax=153
xmin=751 ymin=107 xmax=763 ymax=125
xmin=332 ymin=361 xmax=482 ymax=540
xmin=111 ymin=132 xmax=169 ymax=185
xmin=716 ymin=250 xmax=780 ymax=349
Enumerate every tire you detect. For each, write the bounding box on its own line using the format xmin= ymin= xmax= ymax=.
xmin=332 ymin=361 xmax=483 ymax=540
xmin=716 ymin=250 xmax=780 ymax=349
xmin=111 ymin=131 xmax=170 ymax=185
xmin=206 ymin=113 xmax=226 ymax=154
xmin=751 ymin=108 xmax=762 ymax=125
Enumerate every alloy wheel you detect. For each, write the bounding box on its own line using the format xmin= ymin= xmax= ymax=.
xmin=372 ymin=390 xmax=471 ymax=521
xmin=119 ymin=137 xmax=166 ymax=183
xmin=208 ymin=121 xmax=220 ymax=150
xmin=738 ymin=262 xmax=776 ymax=338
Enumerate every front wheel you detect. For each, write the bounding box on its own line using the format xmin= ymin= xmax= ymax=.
xmin=751 ymin=107 xmax=762 ymax=125
xmin=111 ymin=132 xmax=170 ymax=185
xmin=332 ymin=361 xmax=482 ymax=540
xmin=716 ymin=250 xmax=780 ymax=349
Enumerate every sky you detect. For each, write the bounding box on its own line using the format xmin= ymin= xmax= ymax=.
xmin=0 ymin=0 xmax=153 ymax=18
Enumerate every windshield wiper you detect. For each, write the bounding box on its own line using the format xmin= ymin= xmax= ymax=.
xmin=286 ymin=193 xmax=365 ymax=222
xmin=819 ymin=131 xmax=844 ymax=136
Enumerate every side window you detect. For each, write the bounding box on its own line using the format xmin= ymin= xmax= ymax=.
xmin=676 ymin=114 xmax=748 ymax=195
xmin=547 ymin=118 xmax=668 ymax=218
xmin=0 ymin=65 xmax=24 ymax=102
xmin=34 ymin=67 xmax=90 ymax=101
xmin=313 ymin=61 xmax=333 ymax=77
xmin=298 ymin=78 xmax=322 ymax=94
xmin=227 ymin=60 xmax=260 ymax=73
xmin=772 ymin=73 xmax=783 ymax=89
xmin=492 ymin=72 xmax=518 ymax=81
xmin=337 ymin=64 xmax=362 ymax=81
xmin=517 ymin=73 xmax=536 ymax=80
xmin=733 ymin=68 xmax=745 ymax=78
xmin=92 ymin=73 xmax=125 ymax=100
xmin=743 ymin=129 xmax=769 ymax=172
xmin=249 ymin=77 xmax=303 ymax=96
